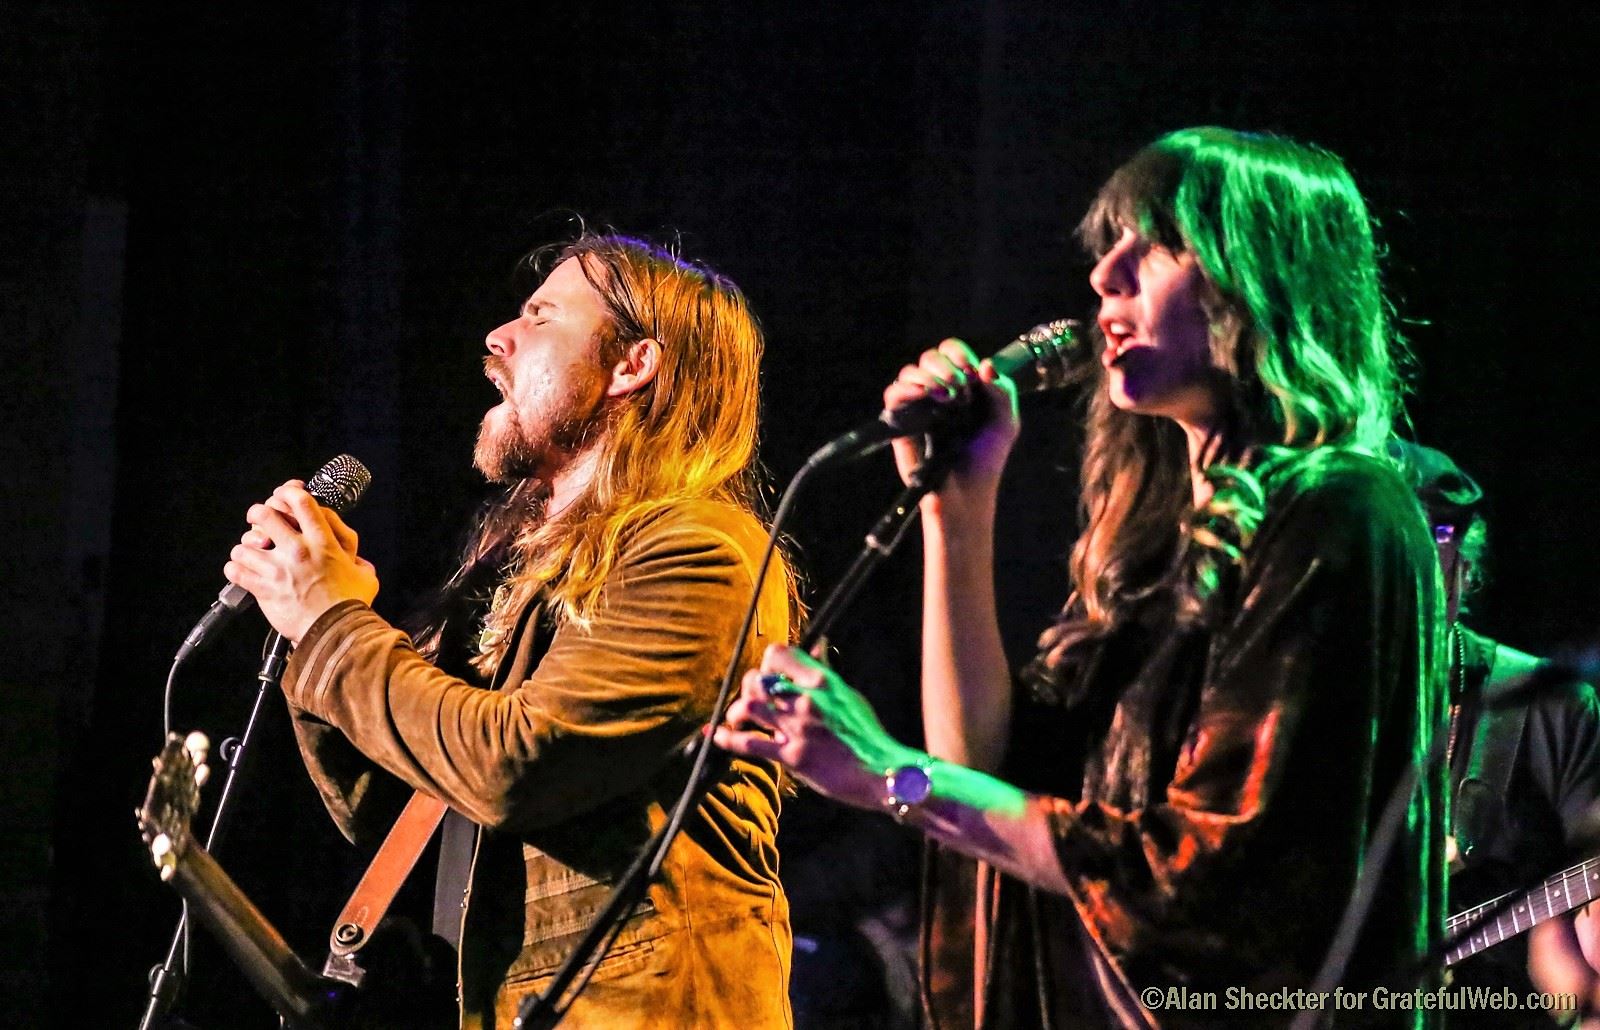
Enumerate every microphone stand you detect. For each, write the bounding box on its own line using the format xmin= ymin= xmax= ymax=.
xmin=515 ymin=440 xmax=960 ymax=1029
xmin=139 ymin=633 xmax=294 ymax=1030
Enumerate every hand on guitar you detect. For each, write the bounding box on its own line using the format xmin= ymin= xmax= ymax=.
xmin=1531 ymin=911 xmax=1600 ymax=1027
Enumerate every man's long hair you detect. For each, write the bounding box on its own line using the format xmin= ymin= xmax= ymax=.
xmin=450 ymin=233 xmax=785 ymax=677
xmin=1059 ymin=127 xmax=1409 ymax=638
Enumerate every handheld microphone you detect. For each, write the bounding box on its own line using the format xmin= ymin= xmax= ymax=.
xmin=173 ymin=455 xmax=373 ymax=666
xmin=808 ymin=319 xmax=1086 ymax=467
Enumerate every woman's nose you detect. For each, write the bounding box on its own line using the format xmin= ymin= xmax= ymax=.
xmin=1090 ymin=240 xmax=1136 ymax=298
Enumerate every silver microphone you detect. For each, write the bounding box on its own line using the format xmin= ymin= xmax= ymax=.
xmin=810 ymin=319 xmax=1086 ymax=466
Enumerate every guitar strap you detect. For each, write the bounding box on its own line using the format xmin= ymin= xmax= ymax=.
xmin=326 ymin=595 xmax=545 ymax=967
xmin=327 ymin=791 xmax=450 ymax=961
xmin=1452 ymin=634 xmax=1532 ymax=865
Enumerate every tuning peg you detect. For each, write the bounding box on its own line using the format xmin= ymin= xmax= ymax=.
xmin=151 ymin=834 xmax=177 ymax=882
xmin=184 ymin=730 xmax=211 ymax=764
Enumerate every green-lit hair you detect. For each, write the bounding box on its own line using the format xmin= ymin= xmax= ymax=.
xmin=1081 ymin=126 xmax=1405 ymax=452
xmin=1062 ymin=127 xmax=1409 ymax=630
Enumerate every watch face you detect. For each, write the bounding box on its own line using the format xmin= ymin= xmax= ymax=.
xmin=887 ymin=764 xmax=933 ymax=807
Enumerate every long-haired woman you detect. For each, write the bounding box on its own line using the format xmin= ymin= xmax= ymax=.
xmin=718 ymin=127 xmax=1446 ymax=1027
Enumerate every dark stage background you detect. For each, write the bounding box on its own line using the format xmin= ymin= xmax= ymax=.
xmin=6 ymin=3 xmax=1600 ymax=1026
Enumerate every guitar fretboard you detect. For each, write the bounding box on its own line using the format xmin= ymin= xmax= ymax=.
xmin=1445 ymin=856 xmax=1600 ymax=965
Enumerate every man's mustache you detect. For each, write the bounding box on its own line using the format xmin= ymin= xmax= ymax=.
xmin=484 ymin=355 xmax=513 ymax=394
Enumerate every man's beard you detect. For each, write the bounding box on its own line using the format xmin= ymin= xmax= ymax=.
xmin=473 ymin=397 xmax=602 ymax=484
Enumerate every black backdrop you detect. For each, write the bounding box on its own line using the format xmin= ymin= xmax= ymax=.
xmin=8 ymin=3 xmax=1600 ymax=1026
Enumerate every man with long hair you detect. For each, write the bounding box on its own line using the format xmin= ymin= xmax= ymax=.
xmin=225 ymin=234 xmax=795 ymax=1027
xmin=718 ymin=128 xmax=1446 ymax=1027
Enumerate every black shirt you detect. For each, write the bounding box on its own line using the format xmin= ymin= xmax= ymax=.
xmin=1449 ymin=626 xmax=1600 ymax=1028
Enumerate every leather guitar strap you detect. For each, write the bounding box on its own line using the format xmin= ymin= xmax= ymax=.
xmin=327 ymin=789 xmax=449 ymax=961
xmin=327 ymin=596 xmax=544 ymax=967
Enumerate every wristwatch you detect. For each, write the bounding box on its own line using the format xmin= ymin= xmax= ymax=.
xmin=883 ymin=759 xmax=935 ymax=822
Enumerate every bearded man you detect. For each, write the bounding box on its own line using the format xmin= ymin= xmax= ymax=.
xmin=224 ymin=234 xmax=795 ymax=1028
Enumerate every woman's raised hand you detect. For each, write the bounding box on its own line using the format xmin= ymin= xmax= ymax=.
xmin=882 ymin=338 xmax=1021 ymax=496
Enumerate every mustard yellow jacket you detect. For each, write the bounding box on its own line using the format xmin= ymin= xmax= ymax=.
xmin=283 ymin=500 xmax=793 ymax=1028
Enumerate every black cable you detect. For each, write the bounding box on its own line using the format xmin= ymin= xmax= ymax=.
xmin=518 ymin=435 xmax=940 ymax=1028
xmin=140 ymin=631 xmax=292 ymax=1030
xmin=517 ymin=450 xmax=828 ymax=1027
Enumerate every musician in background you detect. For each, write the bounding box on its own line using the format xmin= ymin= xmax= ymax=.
xmin=1397 ymin=442 xmax=1600 ymax=1027
xmin=225 ymin=234 xmax=796 ymax=1028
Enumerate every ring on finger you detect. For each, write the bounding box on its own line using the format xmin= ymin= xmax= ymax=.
xmin=759 ymin=672 xmax=802 ymax=699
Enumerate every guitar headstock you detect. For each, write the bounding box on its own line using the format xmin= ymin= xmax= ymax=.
xmin=136 ymin=731 xmax=211 ymax=882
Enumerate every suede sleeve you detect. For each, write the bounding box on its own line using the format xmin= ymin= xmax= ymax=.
xmin=286 ymin=687 xmax=412 ymax=846
xmin=282 ymin=506 xmax=775 ymax=836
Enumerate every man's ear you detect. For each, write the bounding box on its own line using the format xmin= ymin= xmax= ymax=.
xmin=606 ymin=338 xmax=662 ymax=398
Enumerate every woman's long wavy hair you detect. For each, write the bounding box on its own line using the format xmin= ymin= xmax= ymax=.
xmin=442 ymin=233 xmax=792 ymax=677
xmin=1059 ymin=127 xmax=1408 ymax=640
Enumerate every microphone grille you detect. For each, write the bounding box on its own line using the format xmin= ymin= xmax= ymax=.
xmin=1016 ymin=318 xmax=1079 ymax=345
xmin=1011 ymin=318 xmax=1085 ymax=390
xmin=305 ymin=454 xmax=373 ymax=513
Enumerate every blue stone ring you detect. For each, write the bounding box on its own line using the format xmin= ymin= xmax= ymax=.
xmin=759 ymin=672 xmax=802 ymax=698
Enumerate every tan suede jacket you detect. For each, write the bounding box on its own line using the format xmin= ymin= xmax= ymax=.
xmin=282 ymin=500 xmax=793 ymax=1029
